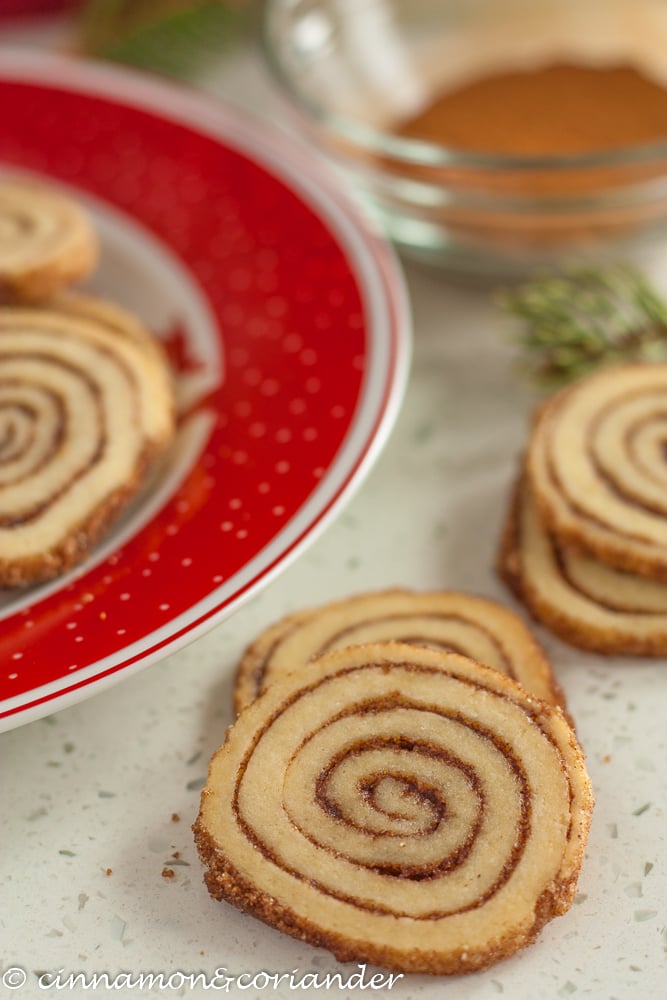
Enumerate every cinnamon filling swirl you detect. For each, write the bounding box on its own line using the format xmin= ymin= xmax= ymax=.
xmin=234 ymin=589 xmax=563 ymax=713
xmin=0 ymin=181 xmax=98 ymax=302
xmin=0 ymin=303 xmax=174 ymax=585
xmin=499 ymin=474 xmax=667 ymax=654
xmin=528 ymin=363 xmax=667 ymax=579
xmin=195 ymin=643 xmax=593 ymax=975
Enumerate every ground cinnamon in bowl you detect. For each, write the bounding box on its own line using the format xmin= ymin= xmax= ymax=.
xmin=383 ymin=61 xmax=667 ymax=256
xmin=396 ymin=62 xmax=667 ymax=156
xmin=262 ymin=0 xmax=667 ymax=272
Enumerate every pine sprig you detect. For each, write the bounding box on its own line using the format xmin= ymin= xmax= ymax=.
xmin=80 ymin=0 xmax=249 ymax=79
xmin=500 ymin=265 xmax=667 ymax=386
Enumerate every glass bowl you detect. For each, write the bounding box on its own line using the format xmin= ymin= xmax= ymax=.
xmin=260 ymin=0 xmax=667 ymax=278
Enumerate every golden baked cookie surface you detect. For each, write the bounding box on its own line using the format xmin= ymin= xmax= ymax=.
xmin=0 ymin=181 xmax=98 ymax=302
xmin=500 ymin=474 xmax=667 ymax=654
xmin=234 ymin=588 xmax=563 ymax=713
xmin=196 ymin=643 xmax=593 ymax=975
xmin=528 ymin=362 xmax=667 ymax=579
xmin=0 ymin=301 xmax=174 ymax=585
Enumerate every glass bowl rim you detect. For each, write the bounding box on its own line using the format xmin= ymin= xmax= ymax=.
xmin=259 ymin=0 xmax=667 ymax=175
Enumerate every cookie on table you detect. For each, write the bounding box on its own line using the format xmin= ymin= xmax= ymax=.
xmin=527 ymin=362 xmax=667 ymax=580
xmin=0 ymin=301 xmax=174 ymax=586
xmin=234 ymin=587 xmax=564 ymax=713
xmin=195 ymin=642 xmax=593 ymax=976
xmin=0 ymin=180 xmax=98 ymax=302
xmin=499 ymin=473 xmax=667 ymax=655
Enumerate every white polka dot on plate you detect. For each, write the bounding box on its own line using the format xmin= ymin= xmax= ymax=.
xmin=283 ymin=332 xmax=303 ymax=353
xmin=260 ymin=378 xmax=280 ymax=397
xmin=233 ymin=400 xmax=252 ymax=418
xmin=266 ymin=296 xmax=287 ymax=318
xmin=229 ymin=347 xmax=250 ymax=367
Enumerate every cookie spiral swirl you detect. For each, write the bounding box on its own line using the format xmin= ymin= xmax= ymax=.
xmin=234 ymin=589 xmax=563 ymax=713
xmin=528 ymin=363 xmax=667 ymax=579
xmin=0 ymin=181 xmax=98 ymax=302
xmin=499 ymin=474 xmax=667 ymax=654
xmin=196 ymin=643 xmax=593 ymax=975
xmin=0 ymin=304 xmax=173 ymax=585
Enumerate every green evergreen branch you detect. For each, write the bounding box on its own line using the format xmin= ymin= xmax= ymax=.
xmin=500 ymin=265 xmax=667 ymax=386
xmin=81 ymin=0 xmax=250 ymax=79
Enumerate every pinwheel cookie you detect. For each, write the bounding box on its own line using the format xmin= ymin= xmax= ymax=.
xmin=0 ymin=301 xmax=174 ymax=586
xmin=0 ymin=180 xmax=98 ymax=302
xmin=195 ymin=643 xmax=593 ymax=975
xmin=527 ymin=362 xmax=667 ymax=580
xmin=499 ymin=475 xmax=667 ymax=655
xmin=234 ymin=588 xmax=564 ymax=713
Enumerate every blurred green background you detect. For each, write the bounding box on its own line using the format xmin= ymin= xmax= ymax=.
xmin=80 ymin=0 xmax=254 ymax=76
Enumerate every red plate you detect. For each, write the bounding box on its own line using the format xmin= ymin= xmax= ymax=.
xmin=0 ymin=53 xmax=410 ymax=731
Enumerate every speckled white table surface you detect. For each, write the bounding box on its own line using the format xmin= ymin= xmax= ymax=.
xmin=1 ymin=32 xmax=666 ymax=1000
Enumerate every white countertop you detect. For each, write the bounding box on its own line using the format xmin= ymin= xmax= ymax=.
xmin=1 ymin=32 xmax=666 ymax=1000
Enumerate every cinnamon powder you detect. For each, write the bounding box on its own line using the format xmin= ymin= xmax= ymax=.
xmin=396 ymin=62 xmax=667 ymax=156
xmin=379 ymin=61 xmax=667 ymax=252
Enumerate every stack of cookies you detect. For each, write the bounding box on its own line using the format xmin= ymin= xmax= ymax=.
xmin=195 ymin=588 xmax=593 ymax=975
xmin=0 ymin=180 xmax=174 ymax=586
xmin=499 ymin=363 xmax=667 ymax=654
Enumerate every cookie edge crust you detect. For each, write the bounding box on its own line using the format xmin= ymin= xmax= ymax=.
xmin=526 ymin=372 xmax=667 ymax=581
xmin=233 ymin=587 xmax=565 ymax=714
xmin=0 ymin=436 xmax=170 ymax=587
xmin=0 ymin=222 xmax=99 ymax=304
xmin=497 ymin=473 xmax=667 ymax=656
xmin=197 ymin=646 xmax=593 ymax=977
xmin=0 ymin=299 xmax=176 ymax=587
xmin=233 ymin=607 xmax=319 ymax=715
xmin=192 ymin=815 xmax=580 ymax=977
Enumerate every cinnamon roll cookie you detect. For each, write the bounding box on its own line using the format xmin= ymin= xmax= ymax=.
xmin=0 ymin=181 xmax=98 ymax=302
xmin=500 ymin=475 xmax=667 ymax=654
xmin=51 ymin=292 xmax=174 ymax=409
xmin=195 ymin=642 xmax=593 ymax=975
xmin=234 ymin=589 xmax=563 ymax=714
xmin=0 ymin=303 xmax=174 ymax=585
xmin=528 ymin=362 xmax=667 ymax=580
